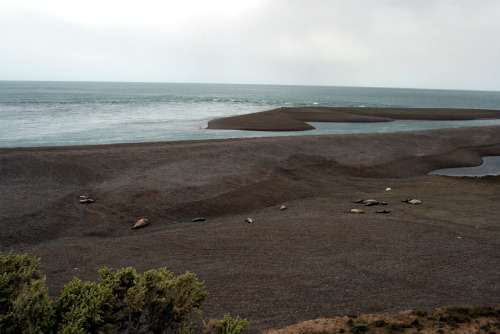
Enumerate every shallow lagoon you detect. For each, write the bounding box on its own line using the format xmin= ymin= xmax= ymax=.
xmin=429 ymin=156 xmax=500 ymax=177
xmin=2 ymin=118 xmax=499 ymax=148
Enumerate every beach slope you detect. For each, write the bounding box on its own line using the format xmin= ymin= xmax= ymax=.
xmin=1 ymin=126 xmax=500 ymax=332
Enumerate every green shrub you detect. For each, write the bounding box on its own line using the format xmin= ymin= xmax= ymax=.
xmin=99 ymin=267 xmax=208 ymax=334
xmin=204 ymin=313 xmax=249 ymax=334
xmin=1 ymin=252 xmax=245 ymax=334
xmin=0 ymin=252 xmax=52 ymax=334
xmin=349 ymin=324 xmax=368 ymax=334
xmin=53 ymin=277 xmax=116 ymax=334
xmin=99 ymin=267 xmax=138 ymax=301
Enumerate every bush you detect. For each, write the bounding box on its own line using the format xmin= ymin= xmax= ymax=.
xmin=53 ymin=278 xmax=116 ymax=334
xmin=99 ymin=267 xmax=208 ymax=333
xmin=0 ymin=252 xmax=52 ymax=334
xmin=349 ymin=324 xmax=368 ymax=334
xmin=1 ymin=252 xmax=246 ymax=334
xmin=204 ymin=313 xmax=249 ymax=334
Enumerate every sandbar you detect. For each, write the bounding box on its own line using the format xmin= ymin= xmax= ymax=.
xmin=207 ymin=107 xmax=500 ymax=131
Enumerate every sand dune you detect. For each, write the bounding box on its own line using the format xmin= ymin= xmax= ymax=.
xmin=1 ymin=126 xmax=499 ymax=332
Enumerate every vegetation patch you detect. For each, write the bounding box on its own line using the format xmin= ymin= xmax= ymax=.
xmin=267 ymin=307 xmax=500 ymax=334
xmin=0 ymin=251 xmax=248 ymax=334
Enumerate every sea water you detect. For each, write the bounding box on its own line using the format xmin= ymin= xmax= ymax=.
xmin=1 ymin=81 xmax=499 ymax=148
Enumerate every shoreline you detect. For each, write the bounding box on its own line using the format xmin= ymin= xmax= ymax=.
xmin=2 ymin=125 xmax=500 ymax=154
xmin=207 ymin=107 xmax=500 ymax=131
xmin=1 ymin=126 xmax=500 ymax=333
xmin=2 ymin=107 xmax=500 ymax=149
xmin=4 ymin=119 xmax=500 ymax=151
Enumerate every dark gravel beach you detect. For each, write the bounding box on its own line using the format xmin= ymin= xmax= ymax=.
xmin=1 ymin=124 xmax=499 ymax=333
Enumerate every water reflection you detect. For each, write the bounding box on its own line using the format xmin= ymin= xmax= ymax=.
xmin=429 ymin=156 xmax=500 ymax=177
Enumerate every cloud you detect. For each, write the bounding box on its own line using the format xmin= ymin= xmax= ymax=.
xmin=6 ymin=0 xmax=265 ymax=29
xmin=1 ymin=0 xmax=499 ymax=90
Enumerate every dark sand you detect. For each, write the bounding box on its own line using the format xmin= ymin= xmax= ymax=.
xmin=1 ymin=125 xmax=500 ymax=333
xmin=207 ymin=107 xmax=500 ymax=131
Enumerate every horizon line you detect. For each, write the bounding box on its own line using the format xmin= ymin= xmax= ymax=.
xmin=1 ymin=79 xmax=499 ymax=93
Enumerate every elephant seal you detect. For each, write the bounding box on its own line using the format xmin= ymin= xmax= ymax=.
xmin=362 ymin=199 xmax=387 ymax=206
xmin=280 ymin=205 xmax=287 ymax=211
xmin=192 ymin=217 xmax=206 ymax=222
xmin=79 ymin=198 xmax=95 ymax=204
xmin=350 ymin=209 xmax=364 ymax=214
xmin=403 ymin=199 xmax=422 ymax=205
xmin=132 ymin=218 xmax=149 ymax=229
xmin=245 ymin=218 xmax=253 ymax=223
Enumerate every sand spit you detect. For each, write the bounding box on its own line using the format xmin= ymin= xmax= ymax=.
xmin=1 ymin=126 xmax=500 ymax=333
xmin=207 ymin=107 xmax=500 ymax=131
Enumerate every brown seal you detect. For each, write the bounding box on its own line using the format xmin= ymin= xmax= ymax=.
xmin=132 ymin=218 xmax=149 ymax=229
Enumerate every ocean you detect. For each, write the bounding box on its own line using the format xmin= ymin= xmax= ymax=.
xmin=1 ymin=81 xmax=499 ymax=148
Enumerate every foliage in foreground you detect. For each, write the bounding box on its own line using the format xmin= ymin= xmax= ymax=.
xmin=203 ymin=313 xmax=249 ymax=334
xmin=0 ymin=252 xmax=52 ymax=334
xmin=0 ymin=252 xmax=248 ymax=334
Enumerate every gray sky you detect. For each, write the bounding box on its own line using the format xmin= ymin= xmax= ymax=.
xmin=1 ymin=0 xmax=499 ymax=90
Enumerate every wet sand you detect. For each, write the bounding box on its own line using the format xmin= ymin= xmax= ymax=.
xmin=207 ymin=107 xmax=500 ymax=131
xmin=1 ymin=125 xmax=500 ymax=332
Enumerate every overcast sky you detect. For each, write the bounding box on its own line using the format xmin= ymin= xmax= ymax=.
xmin=1 ymin=0 xmax=499 ymax=90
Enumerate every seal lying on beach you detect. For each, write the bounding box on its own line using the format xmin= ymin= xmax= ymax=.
xmin=132 ymin=218 xmax=149 ymax=229
xmin=78 ymin=198 xmax=95 ymax=204
xmin=78 ymin=195 xmax=95 ymax=204
xmin=353 ymin=199 xmax=387 ymax=206
xmin=403 ymin=199 xmax=422 ymax=205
